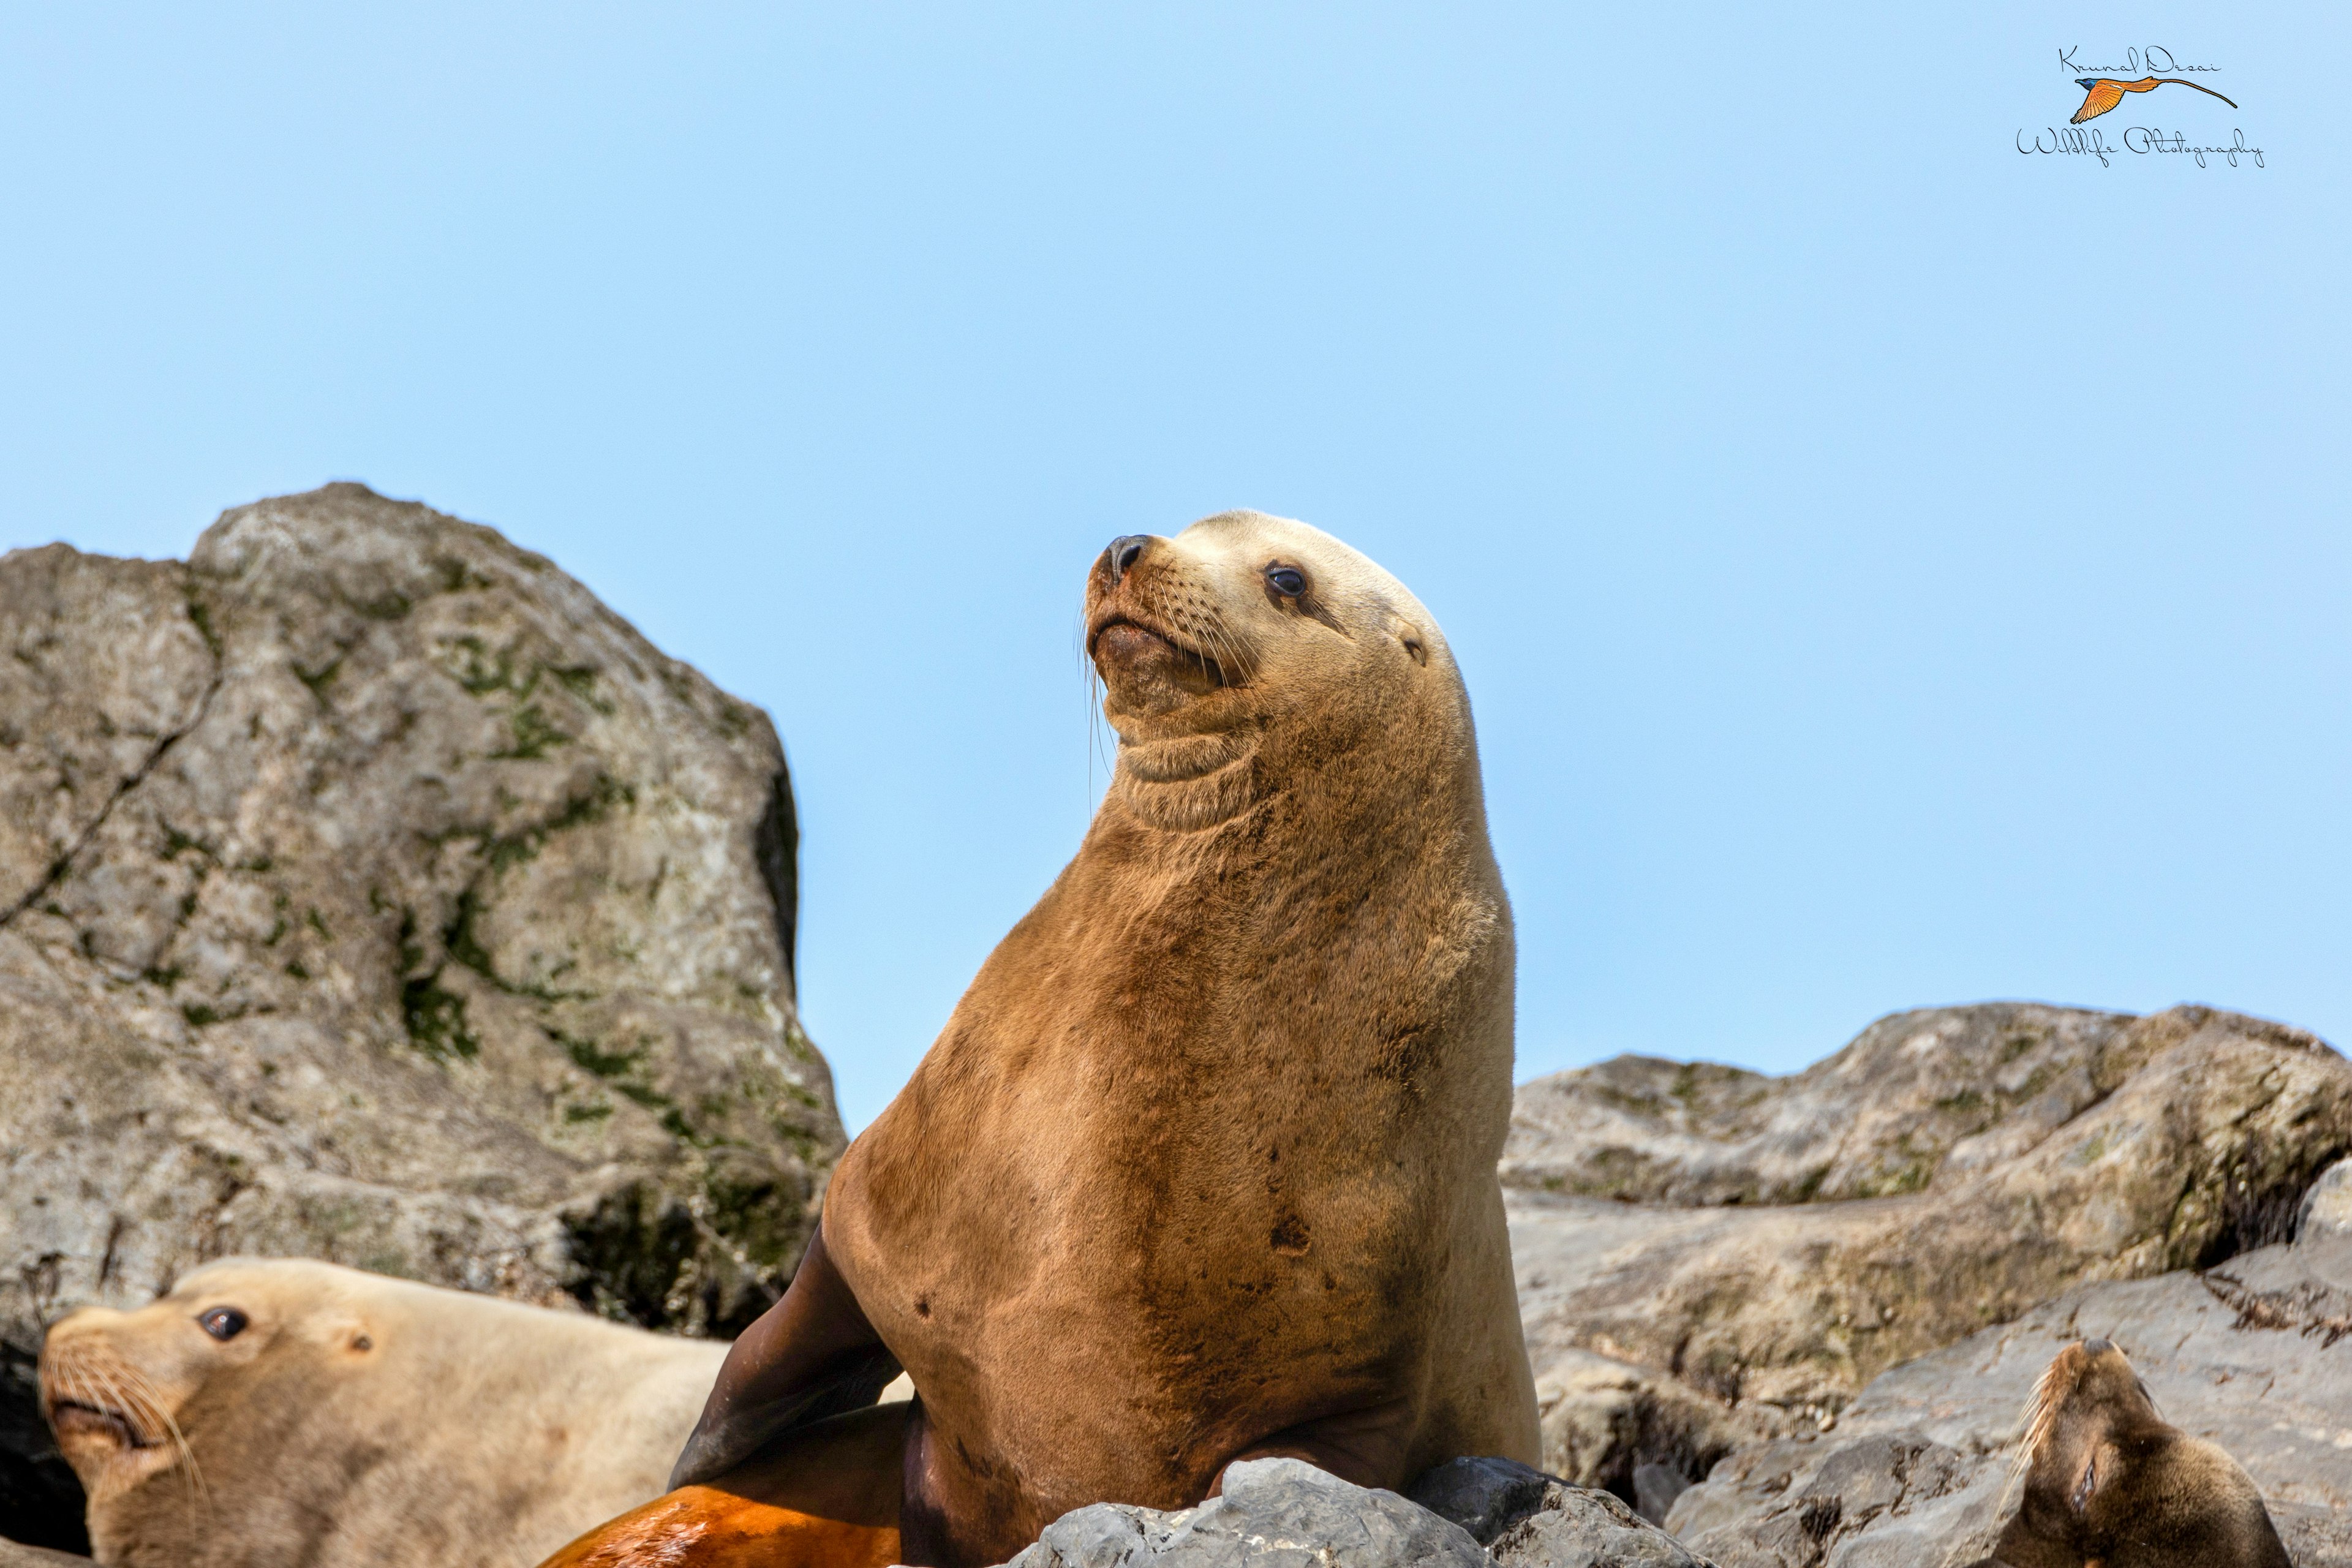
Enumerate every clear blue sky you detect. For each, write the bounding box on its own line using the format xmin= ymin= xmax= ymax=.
xmin=4 ymin=5 xmax=2345 ymax=1131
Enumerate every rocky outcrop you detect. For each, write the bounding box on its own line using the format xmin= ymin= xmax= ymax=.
xmin=1666 ymin=1228 xmax=2352 ymax=1566
xmin=1507 ymin=1005 xmax=2352 ymax=1509
xmin=998 ymin=1457 xmax=1711 ymax=1568
xmin=1003 ymin=1459 xmax=1489 ymax=1568
xmin=0 ymin=1540 xmax=85 ymax=1567
xmin=2304 ymin=1158 xmax=2352 ymax=1241
xmin=0 ymin=485 xmax=844 ymax=1548
xmin=1409 ymin=1457 xmax=1713 ymax=1567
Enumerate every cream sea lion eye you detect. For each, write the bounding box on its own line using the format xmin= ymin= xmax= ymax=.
xmin=199 ymin=1306 xmax=247 ymax=1341
xmin=1265 ymin=565 xmax=1305 ymax=597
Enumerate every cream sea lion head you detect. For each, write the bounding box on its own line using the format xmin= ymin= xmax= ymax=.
xmin=1084 ymin=511 xmax=1476 ymax=832
xmin=40 ymin=1257 xmax=384 ymax=1509
xmin=39 ymin=1257 xmax=728 ymax=1568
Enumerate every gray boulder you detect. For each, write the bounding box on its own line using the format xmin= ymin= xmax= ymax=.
xmin=0 ymin=486 xmax=844 ymax=1547
xmin=1408 ymin=1457 xmax=1714 ymax=1566
xmin=1000 ymin=1457 xmax=1716 ymax=1568
xmin=1001 ymin=1458 xmax=1488 ymax=1568
xmin=1508 ymin=1002 xmax=2352 ymax=1487
xmin=1667 ymin=1231 xmax=2352 ymax=1567
xmin=2301 ymin=1157 xmax=2352 ymax=1241
xmin=0 ymin=1541 xmax=87 ymax=1568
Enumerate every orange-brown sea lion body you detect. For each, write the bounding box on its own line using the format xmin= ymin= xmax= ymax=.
xmin=637 ymin=513 xmax=1539 ymax=1568
xmin=1970 ymin=1338 xmax=2291 ymax=1568
xmin=535 ymin=1404 xmax=907 ymax=1568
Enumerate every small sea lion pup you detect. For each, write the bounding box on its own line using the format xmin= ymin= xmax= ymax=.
xmin=40 ymin=1257 xmax=731 ymax=1568
xmin=1967 ymin=1338 xmax=2291 ymax=1568
xmin=555 ymin=513 xmax=1539 ymax=1568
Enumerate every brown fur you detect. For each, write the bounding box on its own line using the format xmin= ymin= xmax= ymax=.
xmin=40 ymin=1258 xmax=730 ymax=1568
xmin=1972 ymin=1338 xmax=2291 ymax=1568
xmin=649 ymin=513 xmax=1538 ymax=1568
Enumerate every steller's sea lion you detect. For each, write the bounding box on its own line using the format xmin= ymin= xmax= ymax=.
xmin=40 ymin=1257 xmax=734 ymax=1567
xmin=578 ymin=511 xmax=1539 ymax=1568
xmin=1968 ymin=1337 xmax=2291 ymax=1568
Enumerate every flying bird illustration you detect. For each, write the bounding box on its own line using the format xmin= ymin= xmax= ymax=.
xmin=2070 ymin=76 xmax=2237 ymax=124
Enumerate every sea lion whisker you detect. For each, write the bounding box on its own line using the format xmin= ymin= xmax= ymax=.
xmin=1204 ymin=616 xmax=1248 ymax=684
xmin=78 ymin=1356 xmax=145 ymax=1444
xmin=1184 ymin=606 xmax=1245 ymax=686
xmin=117 ymin=1360 xmax=209 ymax=1513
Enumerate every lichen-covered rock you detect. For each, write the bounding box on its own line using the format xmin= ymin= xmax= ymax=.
xmin=1406 ymin=1457 xmax=1715 ymax=1566
xmin=0 ymin=485 xmax=845 ymax=1547
xmin=1667 ymin=1232 xmax=2352 ymax=1567
xmin=1506 ymin=1003 xmax=2324 ymax=1207
xmin=1000 ymin=1458 xmax=1488 ymax=1568
xmin=1510 ymin=1004 xmax=2352 ymax=1454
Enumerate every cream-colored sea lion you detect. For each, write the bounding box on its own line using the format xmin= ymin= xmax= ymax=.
xmin=1968 ymin=1338 xmax=2291 ymax=1568
xmin=583 ymin=512 xmax=1537 ymax=1568
xmin=39 ymin=1257 xmax=733 ymax=1567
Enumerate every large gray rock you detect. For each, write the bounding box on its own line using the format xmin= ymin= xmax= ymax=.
xmin=0 ymin=1541 xmax=86 ymax=1568
xmin=1509 ymin=1003 xmax=2352 ymax=1485
xmin=1666 ymin=1232 xmax=2352 ymax=1567
xmin=2302 ymin=1157 xmax=2352 ymax=1242
xmin=1001 ymin=1458 xmax=1488 ymax=1568
xmin=0 ymin=485 xmax=844 ymax=1547
xmin=1504 ymin=1002 xmax=2160 ymax=1206
xmin=999 ymin=1456 xmax=1714 ymax=1568
xmin=1408 ymin=1457 xmax=1714 ymax=1566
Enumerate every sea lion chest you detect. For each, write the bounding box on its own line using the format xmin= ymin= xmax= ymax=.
xmin=824 ymin=812 xmax=1468 ymax=1506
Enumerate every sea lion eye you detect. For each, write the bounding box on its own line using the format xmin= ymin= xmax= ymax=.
xmin=199 ymin=1307 xmax=247 ymax=1341
xmin=1265 ymin=565 xmax=1305 ymax=598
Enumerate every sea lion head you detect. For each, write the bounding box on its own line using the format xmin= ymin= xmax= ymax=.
xmin=40 ymin=1257 xmax=380 ymax=1511
xmin=2013 ymin=1336 xmax=2160 ymax=1534
xmin=1085 ymin=511 xmax=1466 ymax=831
xmin=1996 ymin=1336 xmax=2291 ymax=1567
xmin=39 ymin=1256 xmax=729 ymax=1568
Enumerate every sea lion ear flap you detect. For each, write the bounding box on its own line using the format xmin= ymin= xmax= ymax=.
xmin=300 ymin=1311 xmax=371 ymax=1355
xmin=1393 ymin=619 xmax=1428 ymax=666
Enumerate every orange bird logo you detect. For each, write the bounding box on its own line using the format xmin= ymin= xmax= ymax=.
xmin=2070 ymin=75 xmax=2237 ymax=124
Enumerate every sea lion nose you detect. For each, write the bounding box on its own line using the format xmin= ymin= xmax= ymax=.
xmin=1106 ymin=535 xmax=1151 ymax=585
xmin=2083 ymin=1338 xmax=2113 ymax=1355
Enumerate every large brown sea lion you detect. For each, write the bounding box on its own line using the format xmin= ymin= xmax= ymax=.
xmin=566 ymin=511 xmax=1538 ymax=1568
xmin=39 ymin=1257 xmax=733 ymax=1567
xmin=1969 ymin=1338 xmax=2292 ymax=1568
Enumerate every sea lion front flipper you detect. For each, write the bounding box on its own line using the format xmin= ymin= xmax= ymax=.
xmin=540 ymin=1403 xmax=910 ymax=1568
xmin=671 ymin=1224 xmax=901 ymax=1490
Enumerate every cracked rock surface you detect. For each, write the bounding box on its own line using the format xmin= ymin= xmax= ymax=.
xmin=1000 ymin=1458 xmax=1490 ymax=1568
xmin=1665 ymin=1230 xmax=2352 ymax=1566
xmin=1507 ymin=1004 xmax=2352 ymax=1506
xmin=0 ymin=485 xmax=844 ymax=1548
xmin=997 ymin=1456 xmax=1712 ymax=1568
